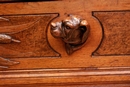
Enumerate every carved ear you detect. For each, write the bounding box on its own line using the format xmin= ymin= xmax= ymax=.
xmin=80 ymin=20 xmax=90 ymax=43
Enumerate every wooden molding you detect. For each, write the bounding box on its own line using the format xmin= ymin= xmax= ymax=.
xmin=0 ymin=67 xmax=130 ymax=85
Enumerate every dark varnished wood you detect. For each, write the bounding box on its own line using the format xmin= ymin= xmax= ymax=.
xmin=50 ymin=15 xmax=90 ymax=55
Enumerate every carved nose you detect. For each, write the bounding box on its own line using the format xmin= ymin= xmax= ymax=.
xmin=51 ymin=22 xmax=56 ymax=28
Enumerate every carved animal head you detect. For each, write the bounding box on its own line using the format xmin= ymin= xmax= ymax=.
xmin=50 ymin=15 xmax=89 ymax=54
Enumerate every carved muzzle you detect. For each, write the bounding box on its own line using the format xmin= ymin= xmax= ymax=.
xmin=50 ymin=15 xmax=90 ymax=55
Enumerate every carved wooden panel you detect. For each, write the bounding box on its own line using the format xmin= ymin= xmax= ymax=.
xmin=93 ymin=11 xmax=130 ymax=56
xmin=0 ymin=14 xmax=60 ymax=58
xmin=0 ymin=0 xmax=130 ymax=86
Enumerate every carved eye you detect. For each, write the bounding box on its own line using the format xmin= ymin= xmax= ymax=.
xmin=65 ymin=25 xmax=71 ymax=29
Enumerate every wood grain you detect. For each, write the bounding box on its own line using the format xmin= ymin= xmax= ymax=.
xmin=0 ymin=0 xmax=130 ymax=86
xmin=93 ymin=11 xmax=130 ymax=56
xmin=0 ymin=14 xmax=60 ymax=58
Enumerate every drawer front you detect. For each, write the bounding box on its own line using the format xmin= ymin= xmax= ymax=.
xmin=0 ymin=0 xmax=130 ymax=86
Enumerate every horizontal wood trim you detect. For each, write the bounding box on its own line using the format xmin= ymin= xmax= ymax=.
xmin=0 ymin=83 xmax=130 ymax=87
xmin=0 ymin=67 xmax=130 ymax=85
xmin=1 ymin=67 xmax=130 ymax=78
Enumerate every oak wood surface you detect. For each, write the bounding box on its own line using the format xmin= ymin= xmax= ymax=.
xmin=0 ymin=0 xmax=130 ymax=86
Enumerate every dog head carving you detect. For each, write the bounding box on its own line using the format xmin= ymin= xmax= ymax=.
xmin=50 ymin=15 xmax=89 ymax=55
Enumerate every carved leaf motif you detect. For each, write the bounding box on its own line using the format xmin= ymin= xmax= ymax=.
xmin=0 ymin=34 xmax=20 ymax=43
xmin=0 ymin=14 xmax=60 ymax=58
xmin=0 ymin=14 xmax=59 ymax=69
xmin=0 ymin=57 xmax=19 ymax=69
